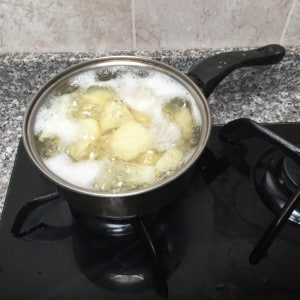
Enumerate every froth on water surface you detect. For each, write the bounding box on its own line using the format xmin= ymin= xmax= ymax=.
xmin=34 ymin=64 xmax=202 ymax=193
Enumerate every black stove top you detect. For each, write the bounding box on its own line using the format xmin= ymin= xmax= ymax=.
xmin=1 ymin=121 xmax=300 ymax=300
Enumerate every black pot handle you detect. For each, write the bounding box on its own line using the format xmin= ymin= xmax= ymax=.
xmin=187 ymin=44 xmax=285 ymax=97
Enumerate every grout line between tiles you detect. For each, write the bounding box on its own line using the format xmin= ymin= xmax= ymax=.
xmin=280 ymin=0 xmax=297 ymax=44
xmin=131 ymin=0 xmax=136 ymax=50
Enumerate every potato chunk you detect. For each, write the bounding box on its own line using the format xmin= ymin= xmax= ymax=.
xmin=174 ymin=108 xmax=193 ymax=140
xmin=94 ymin=162 xmax=156 ymax=192
xmin=136 ymin=150 xmax=161 ymax=166
xmin=70 ymin=86 xmax=115 ymax=119
xmin=88 ymin=138 xmax=110 ymax=160
xmin=155 ymin=148 xmax=183 ymax=174
xmin=163 ymin=98 xmax=193 ymax=140
xmin=99 ymin=100 xmax=133 ymax=132
xmin=77 ymin=118 xmax=101 ymax=140
xmin=110 ymin=120 xmax=151 ymax=161
xmin=66 ymin=139 xmax=91 ymax=161
xmin=56 ymin=80 xmax=79 ymax=95
xmin=130 ymin=109 xmax=151 ymax=127
xmin=35 ymin=133 xmax=60 ymax=158
xmin=66 ymin=137 xmax=109 ymax=161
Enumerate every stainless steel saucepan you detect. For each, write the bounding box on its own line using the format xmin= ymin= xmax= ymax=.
xmin=22 ymin=44 xmax=285 ymax=219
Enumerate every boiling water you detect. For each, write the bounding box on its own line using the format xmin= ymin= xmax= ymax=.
xmin=34 ymin=65 xmax=202 ymax=192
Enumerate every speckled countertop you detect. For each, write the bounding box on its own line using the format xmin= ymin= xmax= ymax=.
xmin=1 ymin=47 xmax=300 ymax=216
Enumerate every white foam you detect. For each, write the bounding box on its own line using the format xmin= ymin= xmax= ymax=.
xmin=35 ymin=65 xmax=202 ymax=190
xmin=44 ymin=154 xmax=106 ymax=188
xmin=70 ymin=71 xmax=97 ymax=90
xmin=35 ymin=94 xmax=85 ymax=143
xmin=68 ymin=67 xmax=202 ymax=123
xmin=150 ymin=104 xmax=181 ymax=151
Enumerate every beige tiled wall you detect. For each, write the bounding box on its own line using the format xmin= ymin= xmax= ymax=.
xmin=0 ymin=0 xmax=299 ymax=52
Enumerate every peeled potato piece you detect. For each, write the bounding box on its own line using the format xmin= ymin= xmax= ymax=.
xmin=77 ymin=118 xmax=101 ymax=140
xmin=123 ymin=164 xmax=156 ymax=187
xmin=136 ymin=150 xmax=161 ymax=166
xmin=70 ymin=86 xmax=115 ymax=119
xmin=67 ymin=137 xmax=108 ymax=161
xmin=155 ymin=148 xmax=183 ymax=174
xmin=93 ymin=162 xmax=156 ymax=192
xmin=67 ymin=139 xmax=91 ymax=161
xmin=56 ymin=80 xmax=79 ymax=95
xmin=130 ymin=109 xmax=151 ymax=127
xmin=88 ymin=138 xmax=110 ymax=160
xmin=99 ymin=100 xmax=133 ymax=133
xmin=35 ymin=133 xmax=60 ymax=158
xmin=111 ymin=120 xmax=151 ymax=161
xmin=174 ymin=108 xmax=193 ymax=140
xmin=163 ymin=98 xmax=193 ymax=140
xmin=39 ymin=130 xmax=57 ymax=141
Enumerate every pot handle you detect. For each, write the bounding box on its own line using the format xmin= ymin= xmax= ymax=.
xmin=187 ymin=44 xmax=285 ymax=97
xmin=11 ymin=191 xmax=73 ymax=242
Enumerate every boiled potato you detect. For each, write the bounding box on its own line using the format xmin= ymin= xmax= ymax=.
xmin=155 ymin=148 xmax=183 ymax=174
xmin=80 ymin=86 xmax=115 ymax=106
xmin=35 ymin=133 xmax=60 ymax=158
xmin=136 ymin=150 xmax=161 ymax=166
xmin=93 ymin=162 xmax=156 ymax=192
xmin=96 ymin=69 xmax=118 ymax=81
xmin=70 ymin=86 xmax=115 ymax=119
xmin=67 ymin=137 xmax=108 ymax=161
xmin=163 ymin=97 xmax=191 ymax=116
xmin=99 ymin=100 xmax=133 ymax=132
xmin=39 ymin=130 xmax=57 ymax=141
xmin=130 ymin=108 xmax=151 ymax=127
xmin=163 ymin=98 xmax=193 ymax=140
xmin=125 ymin=164 xmax=156 ymax=186
xmin=77 ymin=118 xmax=101 ymax=140
xmin=56 ymin=80 xmax=79 ymax=95
xmin=110 ymin=120 xmax=151 ymax=161
xmin=88 ymin=137 xmax=110 ymax=160
xmin=66 ymin=139 xmax=91 ymax=161
xmin=174 ymin=108 xmax=193 ymax=140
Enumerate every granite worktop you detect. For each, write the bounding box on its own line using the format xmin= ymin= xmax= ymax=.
xmin=1 ymin=47 xmax=300 ymax=216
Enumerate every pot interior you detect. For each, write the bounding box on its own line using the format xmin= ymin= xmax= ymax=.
xmin=23 ymin=56 xmax=211 ymax=197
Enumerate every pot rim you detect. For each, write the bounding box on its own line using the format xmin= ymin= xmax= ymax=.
xmin=22 ymin=55 xmax=211 ymax=198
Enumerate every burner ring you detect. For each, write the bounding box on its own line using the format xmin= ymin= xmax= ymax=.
xmin=254 ymin=147 xmax=300 ymax=225
xmin=280 ymin=156 xmax=300 ymax=193
xmin=70 ymin=205 xmax=160 ymax=237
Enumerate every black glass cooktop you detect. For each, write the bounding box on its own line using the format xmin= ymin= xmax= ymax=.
xmin=1 ymin=122 xmax=300 ymax=300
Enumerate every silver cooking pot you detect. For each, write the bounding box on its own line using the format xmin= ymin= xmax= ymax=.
xmin=22 ymin=45 xmax=285 ymax=219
